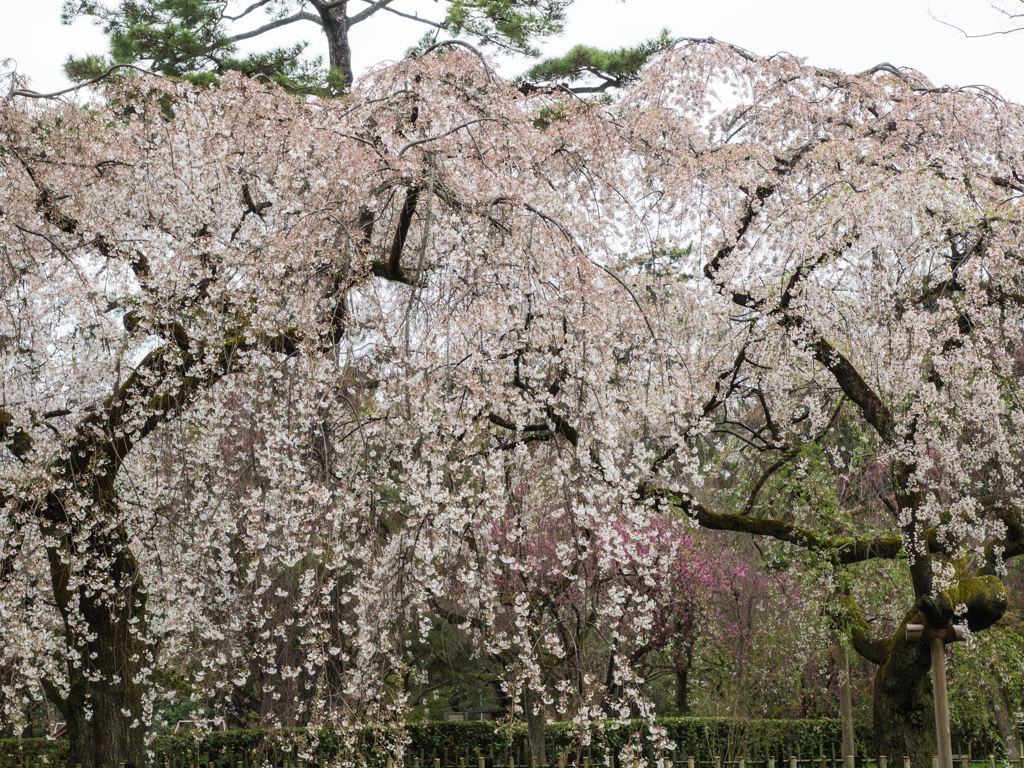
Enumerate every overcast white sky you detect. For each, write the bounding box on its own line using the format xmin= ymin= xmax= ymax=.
xmin=2 ymin=0 xmax=1022 ymax=102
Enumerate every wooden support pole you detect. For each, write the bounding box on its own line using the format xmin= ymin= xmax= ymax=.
xmin=931 ymin=636 xmax=954 ymax=768
xmin=906 ymin=623 xmax=964 ymax=768
xmin=837 ymin=644 xmax=856 ymax=768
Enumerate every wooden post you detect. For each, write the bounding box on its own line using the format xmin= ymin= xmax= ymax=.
xmin=905 ymin=624 xmax=964 ymax=768
xmin=931 ymin=635 xmax=953 ymax=768
xmin=688 ymin=758 xmax=695 ymax=768
xmin=792 ymin=757 xmax=798 ymax=768
xmin=903 ymin=759 xmax=910 ymax=768
xmin=880 ymin=757 xmax=887 ymax=768
xmin=837 ymin=644 xmax=855 ymax=768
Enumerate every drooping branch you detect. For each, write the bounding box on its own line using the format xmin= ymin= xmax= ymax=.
xmin=40 ymin=677 xmax=69 ymax=719
xmin=639 ymin=482 xmax=943 ymax=566
xmin=809 ymin=337 xmax=894 ymax=443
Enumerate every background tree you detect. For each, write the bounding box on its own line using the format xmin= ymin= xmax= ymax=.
xmin=60 ymin=0 xmax=573 ymax=93
xmin=933 ymin=0 xmax=1024 ymax=38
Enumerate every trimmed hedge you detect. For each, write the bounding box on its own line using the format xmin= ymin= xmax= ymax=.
xmin=0 ymin=718 xmax=999 ymax=767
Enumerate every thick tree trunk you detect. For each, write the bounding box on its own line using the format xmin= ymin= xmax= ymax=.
xmin=63 ymin=608 xmax=147 ymax=768
xmin=675 ymin=645 xmax=693 ymax=715
xmin=314 ymin=1 xmax=354 ymax=89
xmin=524 ymin=685 xmax=547 ymax=767
xmin=868 ymin=576 xmax=1008 ymax=768
xmin=46 ymin=489 xmax=149 ymax=768
xmin=872 ymin=630 xmax=936 ymax=768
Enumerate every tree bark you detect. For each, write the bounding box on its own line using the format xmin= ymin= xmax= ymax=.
xmin=62 ymin=606 xmax=147 ymax=768
xmin=312 ymin=0 xmax=354 ymax=88
xmin=524 ymin=685 xmax=547 ymax=767
xmin=867 ymin=578 xmax=1008 ymax=768
xmin=871 ymin=629 xmax=936 ymax=768
xmin=674 ymin=645 xmax=693 ymax=715
xmin=45 ymin=486 xmax=149 ymax=768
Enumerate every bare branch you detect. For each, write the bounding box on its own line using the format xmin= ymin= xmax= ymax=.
xmin=348 ymin=0 xmax=399 ymax=26
xmin=357 ymin=1 xmax=447 ymax=30
xmin=226 ymin=10 xmax=323 ymax=43
xmin=223 ymin=0 xmax=274 ymax=22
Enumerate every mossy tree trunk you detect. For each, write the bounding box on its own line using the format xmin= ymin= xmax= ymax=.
xmin=850 ymin=577 xmax=1009 ymax=768
xmin=871 ymin=627 xmax=937 ymax=767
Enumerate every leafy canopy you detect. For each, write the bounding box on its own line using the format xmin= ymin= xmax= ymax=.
xmin=62 ymin=0 xmax=573 ymax=95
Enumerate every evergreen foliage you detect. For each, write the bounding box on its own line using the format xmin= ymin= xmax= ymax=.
xmin=60 ymin=0 xmax=573 ymax=95
xmin=521 ymin=29 xmax=672 ymax=92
